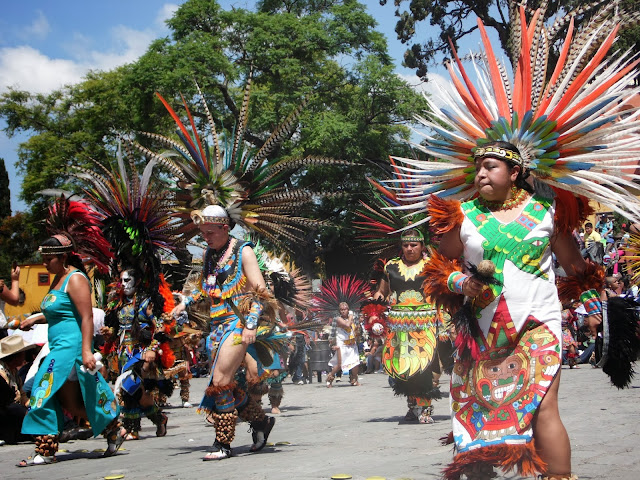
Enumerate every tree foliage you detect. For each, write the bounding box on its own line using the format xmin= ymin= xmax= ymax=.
xmin=0 ymin=159 xmax=10 ymax=219
xmin=380 ymin=0 xmax=640 ymax=78
xmin=0 ymin=0 xmax=428 ymax=278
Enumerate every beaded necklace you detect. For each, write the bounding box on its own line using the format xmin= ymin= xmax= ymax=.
xmin=203 ymin=238 xmax=237 ymax=292
xmin=478 ymin=186 xmax=528 ymax=211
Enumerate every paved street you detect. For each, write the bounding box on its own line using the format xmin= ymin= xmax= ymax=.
xmin=1 ymin=365 xmax=639 ymax=480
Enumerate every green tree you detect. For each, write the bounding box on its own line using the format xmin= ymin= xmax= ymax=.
xmin=380 ymin=0 xmax=640 ymax=78
xmin=0 ymin=159 xmax=10 ymax=219
xmin=0 ymin=0 xmax=427 ymax=277
xmin=0 ymin=211 xmax=43 ymax=279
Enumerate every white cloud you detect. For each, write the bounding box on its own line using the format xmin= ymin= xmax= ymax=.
xmin=78 ymin=25 xmax=156 ymax=71
xmin=0 ymin=8 xmax=168 ymax=95
xmin=20 ymin=10 xmax=51 ymax=40
xmin=156 ymin=3 xmax=180 ymax=29
xmin=0 ymin=46 xmax=86 ymax=94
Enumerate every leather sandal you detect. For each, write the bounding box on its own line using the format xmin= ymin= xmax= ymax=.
xmin=203 ymin=441 xmax=232 ymax=461
xmin=104 ymin=426 xmax=125 ymax=458
xmin=249 ymin=416 xmax=275 ymax=452
xmin=326 ymin=373 xmax=335 ymax=388
xmin=17 ymin=454 xmax=56 ymax=467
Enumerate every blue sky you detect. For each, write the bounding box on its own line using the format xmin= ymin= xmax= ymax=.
xmin=0 ymin=1 xmax=470 ymax=213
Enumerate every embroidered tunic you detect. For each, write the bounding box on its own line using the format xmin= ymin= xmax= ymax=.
xmin=382 ymin=257 xmax=442 ymax=391
xmin=450 ymin=193 xmax=561 ymax=453
xmin=184 ymin=238 xmax=252 ymax=412
xmin=328 ymin=320 xmax=360 ymax=371
xmin=115 ymin=297 xmax=161 ymax=371
xmin=22 ymin=271 xmax=119 ymax=436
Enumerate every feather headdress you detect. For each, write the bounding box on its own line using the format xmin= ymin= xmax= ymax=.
xmin=133 ymin=76 xmax=349 ymax=250
xmin=252 ymin=237 xmax=312 ymax=311
xmin=354 ymin=157 xmax=429 ymax=259
xmin=389 ymin=4 xmax=640 ymax=222
xmin=312 ymin=275 xmax=370 ymax=322
xmin=43 ymin=195 xmax=113 ymax=274
xmin=74 ymin=143 xmax=180 ymax=290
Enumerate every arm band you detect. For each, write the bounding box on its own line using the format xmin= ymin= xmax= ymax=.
xmin=447 ymin=271 xmax=469 ymax=294
xmin=245 ymin=300 xmax=263 ymax=330
xmin=580 ymin=289 xmax=602 ymax=316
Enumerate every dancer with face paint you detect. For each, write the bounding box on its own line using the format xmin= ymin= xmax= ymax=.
xmin=105 ymin=268 xmax=169 ymax=440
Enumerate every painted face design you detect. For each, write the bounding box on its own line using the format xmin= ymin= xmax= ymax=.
xmin=121 ymin=271 xmax=136 ymax=297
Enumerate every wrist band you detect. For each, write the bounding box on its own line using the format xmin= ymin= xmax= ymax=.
xmin=447 ymin=271 xmax=468 ymax=294
xmin=580 ymin=289 xmax=602 ymax=316
xmin=245 ymin=313 xmax=258 ymax=330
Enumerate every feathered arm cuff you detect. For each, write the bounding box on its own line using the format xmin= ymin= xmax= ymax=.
xmin=237 ymin=287 xmax=279 ymax=329
xmin=552 ymin=189 xmax=594 ymax=235
xmin=428 ymin=196 xmax=463 ymax=235
xmin=557 ymin=262 xmax=605 ymax=315
xmin=183 ymin=289 xmax=203 ymax=308
xmin=422 ymin=250 xmax=465 ymax=314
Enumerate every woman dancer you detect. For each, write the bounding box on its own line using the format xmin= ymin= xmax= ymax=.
xmin=423 ymin=142 xmax=603 ymax=479
xmin=19 ymin=234 xmax=122 ymax=466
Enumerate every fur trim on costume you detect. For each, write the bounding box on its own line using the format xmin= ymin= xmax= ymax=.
xmin=442 ymin=441 xmax=546 ymax=480
xmin=422 ymin=250 xmax=464 ymax=314
xmin=598 ymin=296 xmax=640 ymax=389
xmin=557 ymin=262 xmax=605 ymax=304
xmin=428 ymin=196 xmax=463 ymax=235
xmin=205 ymin=381 xmax=237 ymax=399
xmin=552 ymin=188 xmax=593 ymax=235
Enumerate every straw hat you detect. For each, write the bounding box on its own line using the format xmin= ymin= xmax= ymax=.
xmin=0 ymin=334 xmax=36 ymax=360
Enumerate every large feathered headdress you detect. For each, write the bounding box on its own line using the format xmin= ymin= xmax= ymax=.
xmin=354 ymin=157 xmax=429 ymax=258
xmin=389 ymin=4 xmax=640 ymax=222
xmin=312 ymin=275 xmax=370 ymax=322
xmin=74 ymin=143 xmax=180 ymax=288
xmin=43 ymin=195 xmax=113 ymax=274
xmin=133 ymin=76 xmax=348 ymax=249
xmin=252 ymin=237 xmax=312 ymax=311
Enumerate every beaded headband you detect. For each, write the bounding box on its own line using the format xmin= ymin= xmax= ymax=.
xmin=39 ymin=234 xmax=73 ymax=255
xmin=190 ymin=212 xmax=230 ymax=226
xmin=473 ymin=145 xmax=522 ymax=165
xmin=401 ymin=230 xmax=425 ymax=243
xmin=190 ymin=204 xmax=230 ymax=226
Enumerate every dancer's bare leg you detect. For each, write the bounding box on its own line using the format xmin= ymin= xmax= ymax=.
xmin=532 ymin=370 xmax=571 ymax=476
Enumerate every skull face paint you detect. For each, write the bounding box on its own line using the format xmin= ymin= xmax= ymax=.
xmin=121 ymin=270 xmax=137 ymax=297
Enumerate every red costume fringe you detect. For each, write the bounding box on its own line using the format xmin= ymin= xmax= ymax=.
xmin=158 ymin=274 xmax=177 ymax=369
xmin=428 ymin=196 xmax=463 ymax=234
xmin=557 ymin=261 xmax=605 ymax=303
xmin=443 ymin=441 xmax=547 ymax=480
xmin=552 ymin=188 xmax=594 ymax=235
xmin=422 ymin=250 xmax=464 ymax=314
xmin=440 ymin=431 xmax=454 ymax=445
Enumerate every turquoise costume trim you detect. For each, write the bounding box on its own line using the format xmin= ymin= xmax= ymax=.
xmin=22 ymin=271 xmax=119 ymax=436
xmin=195 ymin=239 xmax=259 ymax=413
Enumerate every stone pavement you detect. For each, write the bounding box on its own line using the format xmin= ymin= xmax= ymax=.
xmin=1 ymin=365 xmax=639 ymax=480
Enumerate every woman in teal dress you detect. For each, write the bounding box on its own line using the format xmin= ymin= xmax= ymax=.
xmin=18 ymin=234 xmax=123 ymax=466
